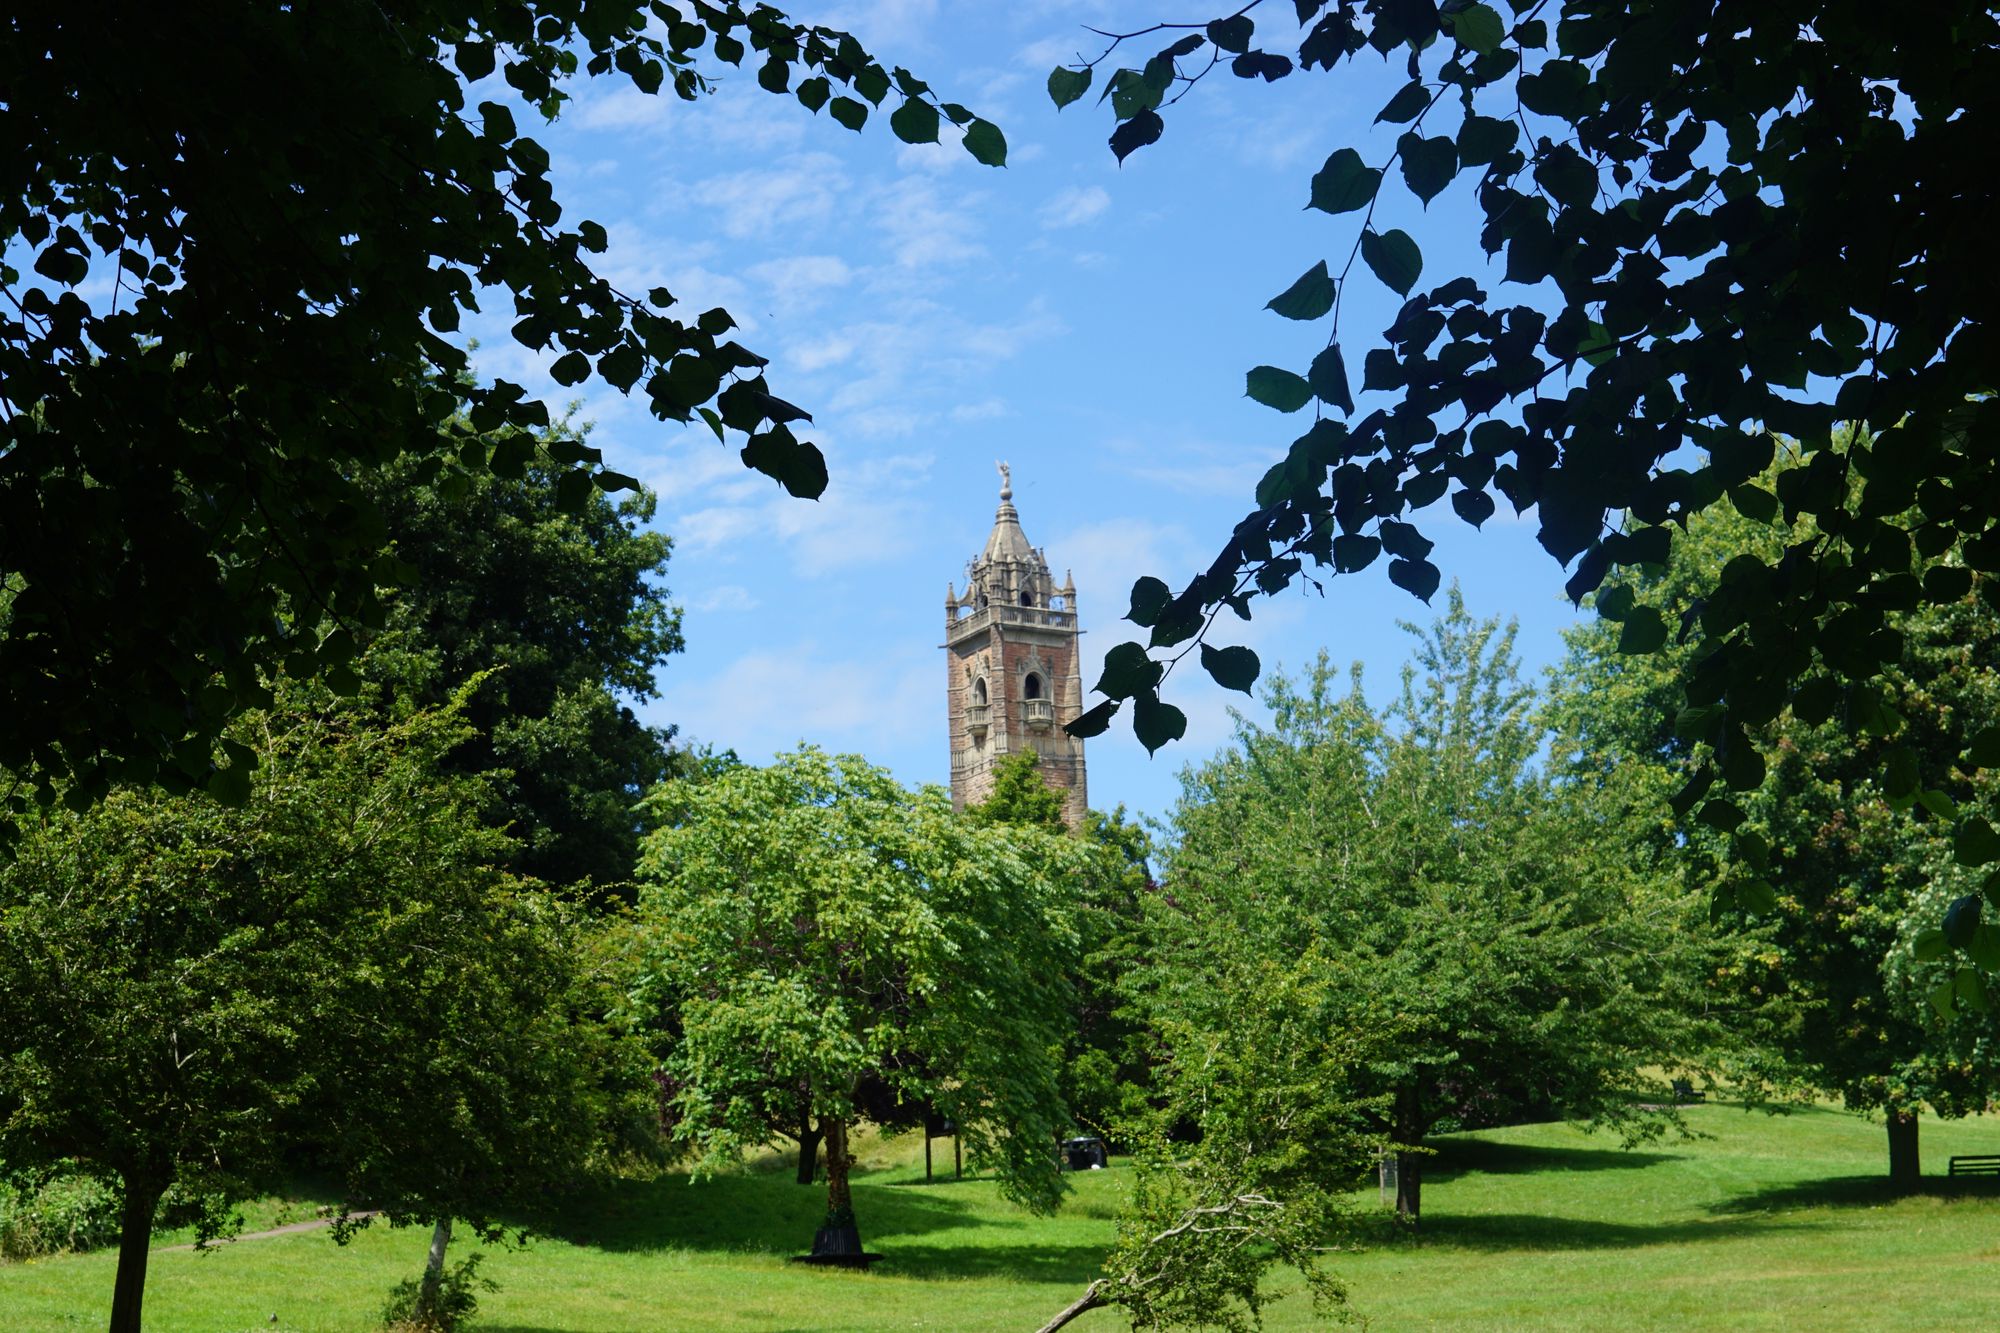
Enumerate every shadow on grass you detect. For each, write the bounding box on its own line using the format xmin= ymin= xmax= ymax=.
xmin=873 ymin=1240 xmax=1106 ymax=1285
xmin=1348 ymin=1209 xmax=1819 ymax=1253
xmin=1426 ymin=1137 xmax=1683 ymax=1179
xmin=1711 ymin=1174 xmax=2000 ymax=1214
xmin=517 ymin=1168 xmax=999 ymax=1257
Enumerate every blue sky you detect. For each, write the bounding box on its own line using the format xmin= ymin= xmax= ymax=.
xmin=465 ymin=1 xmax=1589 ymax=825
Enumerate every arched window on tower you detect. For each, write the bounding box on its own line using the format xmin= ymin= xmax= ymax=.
xmin=1023 ymin=673 xmax=1042 ymax=699
xmin=1019 ymin=590 xmax=1034 ymax=606
xmin=973 ymin=677 xmax=989 ymax=704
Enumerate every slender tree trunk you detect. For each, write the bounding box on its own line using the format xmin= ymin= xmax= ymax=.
xmin=1888 ymin=1110 xmax=1921 ymax=1186
xmin=417 ymin=1216 xmax=453 ymax=1318
xmin=809 ymin=1116 xmax=863 ymax=1257
xmin=1036 ymin=1280 xmax=1110 ymax=1333
xmin=1394 ymin=1083 xmax=1424 ymax=1226
xmin=796 ymin=1114 xmax=822 ymax=1185
xmin=107 ymin=1174 xmax=163 ymax=1333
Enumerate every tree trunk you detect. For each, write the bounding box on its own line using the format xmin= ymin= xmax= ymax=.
xmin=1394 ymin=1083 xmax=1424 ymax=1226
xmin=1036 ymin=1280 xmax=1110 ymax=1333
xmin=1888 ymin=1110 xmax=1920 ymax=1186
xmin=107 ymin=1174 xmax=163 ymax=1333
xmin=796 ymin=1115 xmax=822 ymax=1185
xmin=810 ymin=1116 xmax=863 ymax=1257
xmin=417 ymin=1216 xmax=453 ymax=1319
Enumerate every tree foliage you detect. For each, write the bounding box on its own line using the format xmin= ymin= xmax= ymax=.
xmin=1157 ymin=595 xmax=1710 ymax=1221
xmin=1 ymin=2 xmax=999 ymax=806
xmin=1554 ymin=450 xmax=2000 ymax=1164
xmin=360 ymin=442 xmax=685 ymax=888
xmin=1051 ymin=2 xmax=2000 ymax=887
xmin=629 ymin=748 xmax=1089 ymax=1252
xmin=0 ymin=678 xmax=605 ymax=1333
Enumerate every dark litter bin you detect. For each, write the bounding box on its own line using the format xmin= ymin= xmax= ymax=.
xmin=1062 ymin=1136 xmax=1108 ymax=1170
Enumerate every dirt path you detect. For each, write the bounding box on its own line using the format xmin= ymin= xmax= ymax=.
xmin=156 ymin=1211 xmax=382 ymax=1253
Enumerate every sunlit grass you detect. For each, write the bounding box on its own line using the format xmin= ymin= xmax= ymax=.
xmin=5 ymin=1107 xmax=1998 ymax=1330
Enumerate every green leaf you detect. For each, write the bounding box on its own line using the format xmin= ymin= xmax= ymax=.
xmin=1096 ymin=641 xmax=1162 ymax=699
xmin=1957 ymin=966 xmax=1990 ymax=1014
xmin=796 ymin=76 xmax=830 ymax=112
xmin=1968 ymin=924 xmax=2000 ymax=971
xmin=1308 ymin=149 xmax=1381 ymax=214
xmin=456 ymin=40 xmax=496 ymax=81
xmin=1127 ymin=576 xmax=1172 ymax=625
xmin=1206 ymin=16 xmax=1254 ymax=52
xmin=1200 ymin=643 xmax=1261 ymax=693
xmin=551 ymin=350 xmax=591 ymax=386
xmin=1450 ymin=2 xmax=1507 ymax=54
xmin=1617 ymin=606 xmax=1668 ymax=654
xmin=1398 ymin=133 xmax=1458 ymax=206
xmin=1110 ymin=109 xmax=1164 ymax=162
xmin=1730 ymin=484 xmax=1779 ymax=523
xmin=1929 ymin=975 xmax=1957 ymax=1019
xmin=829 ymin=96 xmax=868 ymax=131
xmin=1944 ymin=894 xmax=1983 ymax=948
xmin=1246 ymin=366 xmax=1313 ymax=413
xmin=889 ymin=98 xmax=940 ymax=144
xmin=1066 ymin=698 xmax=1119 ymax=738
xmin=1387 ymin=557 xmax=1441 ymax=602
xmin=1699 ymin=799 xmax=1748 ymax=833
xmin=1308 ymin=344 xmax=1354 ymax=415
xmin=1266 ymin=260 xmax=1336 ymax=320
xmin=1360 ymin=228 xmax=1423 ymax=296
xmin=1738 ymin=878 xmax=1779 ymax=914
xmin=1133 ymin=691 xmax=1188 ymax=754
xmin=1956 ymin=816 xmax=2000 ymax=867
xmin=1912 ymin=928 xmax=1950 ymax=962
xmin=962 ymin=118 xmax=1007 ymax=167
xmin=593 ymin=470 xmax=639 ymax=493
xmin=1375 ymin=80 xmax=1430 ymax=125
xmin=1048 ymin=65 xmax=1093 ymax=109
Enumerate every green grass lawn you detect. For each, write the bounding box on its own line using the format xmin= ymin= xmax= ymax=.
xmin=5 ymin=1105 xmax=1999 ymax=1331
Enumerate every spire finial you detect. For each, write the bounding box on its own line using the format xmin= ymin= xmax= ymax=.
xmin=997 ymin=459 xmax=1012 ymax=501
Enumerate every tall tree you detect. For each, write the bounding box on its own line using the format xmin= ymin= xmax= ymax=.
xmin=630 ymin=748 xmax=1089 ymax=1259
xmin=967 ymin=753 xmax=1159 ymax=1141
xmin=361 ymin=444 xmax=685 ymax=888
xmin=1553 ymin=457 xmax=2000 ymax=1181
xmin=1 ymin=3 xmax=1003 ymax=807
xmin=0 ymin=680 xmax=606 ymax=1333
xmin=1158 ymin=594 xmax=1709 ymax=1221
xmin=1047 ymin=3 xmax=2000 ymax=929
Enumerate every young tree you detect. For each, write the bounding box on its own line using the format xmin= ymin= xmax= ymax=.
xmin=1157 ymin=594 xmax=1708 ymax=1221
xmin=361 ymin=444 xmax=687 ymax=888
xmin=630 ymin=748 xmax=1089 ymax=1258
xmin=1553 ymin=462 xmax=2000 ymax=1181
xmin=0 ymin=682 xmax=605 ymax=1333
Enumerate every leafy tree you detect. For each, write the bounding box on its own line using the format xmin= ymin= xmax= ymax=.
xmin=360 ymin=443 xmax=685 ymax=888
xmin=968 ymin=753 xmax=1161 ymax=1140
xmin=1553 ymin=458 xmax=2000 ymax=1180
xmin=1038 ymin=957 xmax=1367 ymax=1333
xmin=0 ymin=681 xmax=605 ymax=1333
xmin=1157 ymin=594 xmax=1708 ymax=1221
xmin=2 ymin=3 xmax=1001 ymax=806
xmin=629 ymin=748 xmax=1089 ymax=1259
xmin=1048 ymin=3 xmax=2000 ymax=916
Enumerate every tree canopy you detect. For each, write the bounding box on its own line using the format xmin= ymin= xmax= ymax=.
xmin=629 ymin=748 xmax=1090 ymax=1257
xmin=1554 ymin=447 xmax=2000 ymax=1173
xmin=1049 ymin=2 xmax=2000 ymax=908
xmin=1156 ymin=595 xmax=1710 ymax=1220
xmin=1 ymin=2 xmax=1002 ymax=808
xmin=360 ymin=443 xmax=685 ymax=888
xmin=0 ymin=678 xmax=606 ymax=1333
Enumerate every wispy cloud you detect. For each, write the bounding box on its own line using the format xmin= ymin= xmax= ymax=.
xmin=1039 ymin=184 xmax=1110 ymax=229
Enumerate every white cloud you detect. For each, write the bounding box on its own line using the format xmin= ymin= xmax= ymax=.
xmin=670 ymin=638 xmax=939 ymax=758
xmin=690 ymin=153 xmax=847 ymax=239
xmin=687 ymin=584 xmax=761 ymax=613
xmin=870 ymin=175 xmax=986 ymax=270
xmin=1038 ymin=184 xmax=1111 ymax=229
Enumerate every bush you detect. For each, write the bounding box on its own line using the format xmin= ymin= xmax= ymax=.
xmin=381 ymin=1251 xmax=496 ymax=1332
xmin=0 ymin=1166 xmax=121 ymax=1258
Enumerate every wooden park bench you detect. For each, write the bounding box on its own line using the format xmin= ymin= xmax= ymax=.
xmin=1948 ymin=1155 xmax=2000 ymax=1178
xmin=1671 ymin=1078 xmax=1707 ymax=1105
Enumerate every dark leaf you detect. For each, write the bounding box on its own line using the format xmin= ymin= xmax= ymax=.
xmin=1308 ymin=148 xmax=1381 ymax=214
xmin=1067 ymin=698 xmax=1120 ymax=738
xmin=1266 ymin=260 xmax=1337 ymax=320
xmin=1387 ymin=557 xmax=1441 ymax=601
xmin=1246 ymin=366 xmax=1313 ymax=413
xmin=1133 ymin=691 xmax=1188 ymax=754
xmin=1360 ymin=228 xmax=1422 ymax=295
xmin=1096 ymin=641 xmax=1162 ymax=699
xmin=1127 ymin=576 xmax=1172 ymax=626
xmin=889 ymin=98 xmax=940 ymax=144
xmin=1047 ymin=66 xmax=1093 ymax=108
xmin=1110 ymin=109 xmax=1164 ymax=162
xmin=1200 ymin=643 xmax=1261 ymax=693
xmin=963 ymin=118 xmax=1007 ymax=167
xmin=1308 ymin=344 xmax=1355 ymax=415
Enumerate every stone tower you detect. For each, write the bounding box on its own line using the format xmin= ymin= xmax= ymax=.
xmin=944 ymin=463 xmax=1088 ymax=827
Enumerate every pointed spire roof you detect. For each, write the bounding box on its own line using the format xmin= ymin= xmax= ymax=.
xmin=982 ymin=460 xmax=1036 ymax=565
